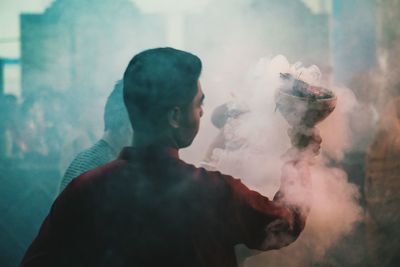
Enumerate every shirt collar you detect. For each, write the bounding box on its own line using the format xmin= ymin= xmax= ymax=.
xmin=119 ymin=145 xmax=180 ymax=161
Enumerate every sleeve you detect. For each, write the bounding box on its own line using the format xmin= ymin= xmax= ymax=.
xmin=219 ymin=160 xmax=311 ymax=251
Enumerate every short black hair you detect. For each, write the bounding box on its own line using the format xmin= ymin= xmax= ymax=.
xmin=104 ymin=80 xmax=130 ymax=131
xmin=123 ymin=47 xmax=202 ymax=130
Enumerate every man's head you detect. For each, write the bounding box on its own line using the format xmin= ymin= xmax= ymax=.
xmin=123 ymin=47 xmax=204 ymax=148
xmin=104 ymin=80 xmax=133 ymax=147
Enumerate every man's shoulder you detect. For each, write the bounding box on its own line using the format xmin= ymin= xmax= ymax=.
xmin=178 ymin=160 xmax=240 ymax=187
xmin=63 ymin=158 xmax=127 ymax=193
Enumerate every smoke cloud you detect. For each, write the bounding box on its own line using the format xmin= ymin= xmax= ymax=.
xmin=7 ymin=1 xmax=376 ymax=266
xmin=174 ymin=3 xmax=367 ymax=264
xmin=184 ymin=56 xmax=363 ymax=266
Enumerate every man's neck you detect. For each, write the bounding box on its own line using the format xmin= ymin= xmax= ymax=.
xmin=132 ymin=131 xmax=178 ymax=149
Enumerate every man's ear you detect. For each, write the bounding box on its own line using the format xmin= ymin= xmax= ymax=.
xmin=168 ymin=106 xmax=181 ymax=129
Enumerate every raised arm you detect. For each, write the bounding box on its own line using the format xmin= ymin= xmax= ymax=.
xmin=220 ymin=127 xmax=320 ymax=251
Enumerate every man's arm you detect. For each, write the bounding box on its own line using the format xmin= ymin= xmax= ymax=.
xmin=220 ymin=127 xmax=319 ymax=251
xmin=221 ymin=170 xmax=308 ymax=251
xmin=261 ymin=158 xmax=313 ymax=250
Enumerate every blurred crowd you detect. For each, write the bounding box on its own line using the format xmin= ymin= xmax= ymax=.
xmin=0 ymin=89 xmax=98 ymax=172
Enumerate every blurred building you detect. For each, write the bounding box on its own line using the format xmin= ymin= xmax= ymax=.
xmin=20 ymin=0 xmax=165 ymax=100
xmin=186 ymin=0 xmax=330 ymax=63
xmin=0 ymin=58 xmax=21 ymax=97
xmin=184 ymin=0 xmax=331 ymax=96
xmin=376 ymin=0 xmax=400 ymax=109
xmin=330 ymin=0 xmax=377 ymax=86
xmin=0 ymin=3 xmax=166 ymax=266
xmin=364 ymin=2 xmax=400 ymax=267
xmin=0 ymin=59 xmax=17 ymax=95
xmin=0 ymin=60 xmax=3 ymax=95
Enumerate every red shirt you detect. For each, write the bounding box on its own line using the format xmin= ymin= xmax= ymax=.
xmin=20 ymin=146 xmax=306 ymax=267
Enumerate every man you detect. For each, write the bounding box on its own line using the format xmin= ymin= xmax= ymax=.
xmin=59 ymin=80 xmax=132 ymax=191
xmin=20 ymin=47 xmax=318 ymax=267
xmin=365 ymin=97 xmax=400 ymax=267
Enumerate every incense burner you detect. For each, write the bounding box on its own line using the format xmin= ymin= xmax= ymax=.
xmin=275 ymin=73 xmax=337 ymax=128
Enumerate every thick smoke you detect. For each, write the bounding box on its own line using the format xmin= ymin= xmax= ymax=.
xmin=173 ymin=2 xmax=366 ymax=264
xmin=8 ymin=0 xmax=372 ymax=266
xmin=185 ymin=56 xmax=363 ymax=266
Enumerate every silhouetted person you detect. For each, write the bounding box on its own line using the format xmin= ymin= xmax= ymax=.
xmin=202 ymin=101 xmax=249 ymax=170
xmin=20 ymin=47 xmax=318 ymax=267
xmin=365 ymin=97 xmax=400 ymax=267
xmin=59 ymin=81 xmax=132 ymax=192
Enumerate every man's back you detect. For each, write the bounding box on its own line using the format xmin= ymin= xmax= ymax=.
xmin=21 ymin=146 xmax=302 ymax=267
xmin=20 ymin=47 xmax=315 ymax=267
